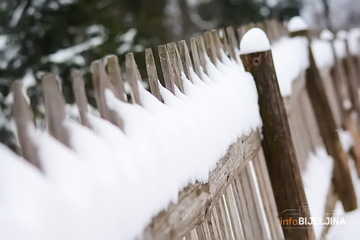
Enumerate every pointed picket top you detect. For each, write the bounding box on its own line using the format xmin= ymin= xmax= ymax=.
xmin=145 ymin=48 xmax=162 ymax=101
xmin=196 ymin=36 xmax=208 ymax=75
xmin=125 ymin=52 xmax=142 ymax=105
xmin=12 ymin=82 xmax=42 ymax=171
xmin=167 ymin=42 xmax=185 ymax=92
xmin=91 ymin=60 xmax=124 ymax=129
xmin=72 ymin=71 xmax=92 ymax=128
xmin=211 ymin=29 xmax=223 ymax=62
xmin=158 ymin=44 xmax=175 ymax=94
xmin=204 ymin=31 xmax=217 ymax=65
xmin=178 ymin=40 xmax=193 ymax=83
xmin=41 ymin=73 xmax=71 ymax=148
xmin=218 ymin=27 xmax=230 ymax=56
xmin=226 ymin=26 xmax=238 ymax=61
xmin=190 ymin=37 xmax=202 ymax=79
xmin=107 ymin=55 xmax=128 ymax=102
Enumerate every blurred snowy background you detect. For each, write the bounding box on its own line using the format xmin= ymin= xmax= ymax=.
xmin=0 ymin=0 xmax=359 ymax=151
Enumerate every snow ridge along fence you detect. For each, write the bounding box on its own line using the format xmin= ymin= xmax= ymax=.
xmin=4 ymin=18 xmax=360 ymax=240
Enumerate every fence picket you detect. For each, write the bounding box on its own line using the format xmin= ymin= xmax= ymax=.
xmin=107 ymin=55 xmax=128 ymax=102
xmin=72 ymin=71 xmax=91 ymax=128
xmin=204 ymin=31 xmax=217 ymax=65
xmin=12 ymin=82 xmax=42 ymax=170
xmin=224 ymin=185 xmax=244 ymax=240
xmin=210 ymin=30 xmax=222 ymax=62
xmin=42 ymin=74 xmax=71 ymax=148
xmin=190 ymin=38 xmax=202 ymax=79
xmin=145 ymin=48 xmax=162 ymax=101
xmin=158 ymin=45 xmax=175 ymax=94
xmin=253 ymin=151 xmax=284 ymax=240
xmin=216 ymin=198 xmax=233 ymax=240
xmin=125 ymin=53 xmax=142 ymax=105
xmin=167 ymin=42 xmax=185 ymax=92
xmin=178 ymin=40 xmax=193 ymax=83
xmin=195 ymin=36 xmax=208 ymax=75
xmin=91 ymin=60 xmax=124 ymax=130
xmin=225 ymin=26 xmax=238 ymax=62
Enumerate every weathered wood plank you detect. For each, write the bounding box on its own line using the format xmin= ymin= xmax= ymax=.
xmin=145 ymin=48 xmax=162 ymax=101
xmin=143 ymin=131 xmax=261 ymax=240
xmin=12 ymin=82 xmax=42 ymax=170
xmin=232 ymin=176 xmax=254 ymax=240
xmin=158 ymin=45 xmax=175 ymax=94
xmin=190 ymin=38 xmax=202 ymax=79
xmin=72 ymin=71 xmax=92 ymax=128
xmin=225 ymin=26 xmax=238 ymax=62
xmin=224 ymin=185 xmax=244 ymax=240
xmin=253 ymin=151 xmax=284 ymax=240
xmin=178 ymin=40 xmax=193 ymax=83
xmin=196 ymin=36 xmax=208 ymax=75
xmin=125 ymin=53 xmax=142 ymax=105
xmin=167 ymin=42 xmax=185 ymax=91
xmin=204 ymin=31 xmax=217 ymax=65
xmin=91 ymin=60 xmax=124 ymax=130
xmin=211 ymin=30 xmax=222 ymax=62
xmin=216 ymin=196 xmax=233 ymax=240
xmin=107 ymin=55 xmax=128 ymax=102
xmin=211 ymin=206 xmax=223 ymax=240
xmin=241 ymin=164 xmax=268 ymax=240
xmin=41 ymin=74 xmax=71 ymax=148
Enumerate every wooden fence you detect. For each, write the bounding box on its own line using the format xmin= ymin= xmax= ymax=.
xmin=9 ymin=18 xmax=360 ymax=240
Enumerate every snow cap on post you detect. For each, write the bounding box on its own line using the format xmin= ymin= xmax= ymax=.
xmin=287 ymin=16 xmax=308 ymax=33
xmin=348 ymin=28 xmax=360 ymax=55
xmin=320 ymin=29 xmax=334 ymax=41
xmin=337 ymin=30 xmax=348 ymax=40
xmin=239 ymin=28 xmax=271 ymax=55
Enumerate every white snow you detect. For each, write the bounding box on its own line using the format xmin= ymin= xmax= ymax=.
xmin=312 ymin=39 xmax=335 ymax=69
xmin=287 ymin=16 xmax=308 ymax=33
xmin=334 ymin=38 xmax=348 ymax=59
xmin=320 ymin=29 xmax=335 ymax=41
xmin=0 ymin=51 xmax=262 ymax=240
xmin=47 ymin=36 xmax=105 ymax=64
xmin=301 ymin=129 xmax=357 ymax=240
xmin=302 ymin=147 xmax=334 ymax=239
xmin=271 ymin=36 xmax=309 ymax=97
xmin=337 ymin=30 xmax=348 ymax=40
xmin=239 ymin=28 xmax=271 ymax=54
xmin=348 ymin=28 xmax=360 ymax=56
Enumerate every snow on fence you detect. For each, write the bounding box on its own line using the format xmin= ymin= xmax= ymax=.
xmin=2 ymin=16 xmax=360 ymax=240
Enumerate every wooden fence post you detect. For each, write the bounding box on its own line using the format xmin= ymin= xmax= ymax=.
xmin=289 ymin=24 xmax=357 ymax=212
xmin=240 ymin=28 xmax=315 ymax=240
